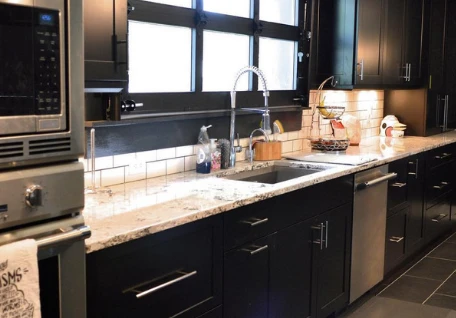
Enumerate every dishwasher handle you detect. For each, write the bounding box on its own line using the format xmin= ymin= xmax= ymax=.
xmin=356 ymin=172 xmax=397 ymax=191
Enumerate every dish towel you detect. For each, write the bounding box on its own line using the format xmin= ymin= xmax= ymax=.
xmin=0 ymin=239 xmax=41 ymax=318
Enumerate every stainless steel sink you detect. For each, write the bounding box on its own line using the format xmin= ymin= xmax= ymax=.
xmin=222 ymin=161 xmax=335 ymax=184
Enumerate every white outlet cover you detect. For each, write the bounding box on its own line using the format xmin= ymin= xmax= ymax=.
xmin=129 ymin=159 xmax=146 ymax=175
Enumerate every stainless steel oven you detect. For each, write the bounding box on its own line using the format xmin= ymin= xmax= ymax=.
xmin=0 ymin=0 xmax=84 ymax=170
xmin=0 ymin=215 xmax=90 ymax=318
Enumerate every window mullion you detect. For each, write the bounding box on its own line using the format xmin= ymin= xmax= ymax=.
xmin=252 ymin=0 xmax=260 ymax=91
xmin=194 ymin=0 xmax=204 ymax=93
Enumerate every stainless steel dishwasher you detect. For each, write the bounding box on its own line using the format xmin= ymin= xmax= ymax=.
xmin=350 ymin=165 xmax=397 ymax=303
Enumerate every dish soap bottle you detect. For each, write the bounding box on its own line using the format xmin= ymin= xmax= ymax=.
xmin=196 ymin=125 xmax=212 ymax=174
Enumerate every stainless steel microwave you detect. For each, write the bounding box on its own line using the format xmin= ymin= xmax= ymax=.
xmin=0 ymin=0 xmax=84 ymax=169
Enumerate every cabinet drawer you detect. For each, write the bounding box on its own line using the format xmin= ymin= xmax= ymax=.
xmin=87 ymin=217 xmax=222 ymax=318
xmin=426 ymin=166 xmax=452 ymax=208
xmin=387 ymin=159 xmax=409 ymax=214
xmin=425 ymin=193 xmax=452 ymax=242
xmin=224 ymin=199 xmax=278 ymax=250
xmin=385 ymin=207 xmax=408 ymax=274
xmin=428 ymin=146 xmax=454 ymax=170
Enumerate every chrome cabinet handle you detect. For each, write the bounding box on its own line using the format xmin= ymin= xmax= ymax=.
xmin=134 ymin=270 xmax=197 ymax=299
xmin=437 ymin=94 xmax=441 ymax=127
xmin=241 ymin=217 xmax=269 ymax=227
xmin=312 ymin=223 xmax=325 ymax=250
xmin=389 ymin=236 xmax=404 ymax=243
xmin=36 ymin=226 xmax=91 ymax=249
xmin=408 ymin=63 xmax=412 ymax=81
xmin=356 ymin=172 xmax=397 ymax=191
xmin=325 ymin=221 xmax=329 ymax=249
xmin=391 ymin=182 xmax=407 ymax=188
xmin=445 ymin=95 xmax=449 ymax=130
xmin=435 ymin=153 xmax=452 ymax=160
xmin=401 ymin=64 xmax=409 ymax=80
xmin=358 ymin=59 xmax=364 ymax=81
xmin=433 ymin=181 xmax=449 ymax=190
xmin=432 ymin=214 xmax=448 ymax=222
xmin=408 ymin=159 xmax=419 ymax=179
xmin=242 ymin=244 xmax=269 ymax=255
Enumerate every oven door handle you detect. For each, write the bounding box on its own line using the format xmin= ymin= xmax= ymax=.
xmin=36 ymin=226 xmax=91 ymax=249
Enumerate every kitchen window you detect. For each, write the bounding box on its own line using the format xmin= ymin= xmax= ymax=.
xmin=126 ymin=0 xmax=310 ymax=114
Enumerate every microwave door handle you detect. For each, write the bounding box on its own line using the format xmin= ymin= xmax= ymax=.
xmin=36 ymin=226 xmax=91 ymax=249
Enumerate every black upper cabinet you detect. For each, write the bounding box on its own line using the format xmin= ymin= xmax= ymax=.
xmin=84 ymin=0 xmax=128 ymax=88
xmin=428 ymin=0 xmax=446 ymax=93
xmin=310 ymin=0 xmax=356 ymax=88
xmin=355 ymin=0 xmax=384 ymax=86
xmin=382 ymin=0 xmax=424 ymax=86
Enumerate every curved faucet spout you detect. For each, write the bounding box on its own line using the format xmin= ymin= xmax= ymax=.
xmin=229 ymin=66 xmax=271 ymax=168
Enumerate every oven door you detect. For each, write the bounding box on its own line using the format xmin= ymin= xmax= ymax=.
xmin=0 ymin=0 xmax=67 ymax=136
xmin=0 ymin=215 xmax=90 ymax=318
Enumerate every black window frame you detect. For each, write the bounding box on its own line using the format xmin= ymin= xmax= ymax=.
xmin=124 ymin=0 xmax=311 ymax=115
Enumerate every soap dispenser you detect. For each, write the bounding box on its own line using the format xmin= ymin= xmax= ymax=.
xmin=196 ymin=125 xmax=212 ymax=174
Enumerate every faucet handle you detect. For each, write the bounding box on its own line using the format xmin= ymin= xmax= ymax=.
xmin=237 ymin=133 xmax=240 ymax=147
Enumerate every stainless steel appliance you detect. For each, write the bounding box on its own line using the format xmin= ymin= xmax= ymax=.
xmin=350 ymin=166 xmax=397 ymax=303
xmin=0 ymin=0 xmax=84 ymax=169
xmin=0 ymin=0 xmax=88 ymax=317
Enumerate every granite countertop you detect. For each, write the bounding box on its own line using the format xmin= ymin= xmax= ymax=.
xmin=84 ymin=132 xmax=456 ymax=253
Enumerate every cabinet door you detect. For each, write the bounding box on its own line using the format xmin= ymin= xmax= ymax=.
xmin=387 ymin=158 xmax=409 ymax=215
xmin=310 ymin=0 xmax=356 ymax=88
xmin=356 ymin=0 xmax=384 ymax=86
xmin=403 ymin=0 xmax=424 ymax=86
xmin=224 ymin=235 xmax=274 ymax=318
xmin=406 ymin=155 xmax=426 ymax=253
xmin=425 ymin=193 xmax=452 ymax=242
xmin=428 ymin=0 xmax=446 ymax=92
xmin=382 ymin=0 xmax=405 ymax=85
xmin=426 ymin=90 xmax=445 ymax=136
xmin=269 ymin=220 xmax=313 ymax=318
xmin=384 ymin=207 xmax=408 ymax=275
xmin=84 ymin=0 xmax=128 ymax=83
xmin=314 ymin=203 xmax=352 ymax=318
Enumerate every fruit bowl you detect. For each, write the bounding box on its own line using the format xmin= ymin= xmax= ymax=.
xmin=309 ymin=137 xmax=350 ymax=151
xmin=317 ymin=106 xmax=345 ymax=119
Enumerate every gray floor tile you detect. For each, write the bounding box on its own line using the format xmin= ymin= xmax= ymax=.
xmin=429 ymin=243 xmax=456 ymax=261
xmin=343 ymin=297 xmax=454 ymax=318
xmin=379 ymin=275 xmax=441 ymax=303
xmin=405 ymin=257 xmax=456 ymax=281
xmin=437 ymin=273 xmax=456 ymax=297
xmin=426 ymin=294 xmax=456 ymax=311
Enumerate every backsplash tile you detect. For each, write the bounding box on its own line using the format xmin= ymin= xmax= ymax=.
xmin=84 ymin=89 xmax=384 ymax=186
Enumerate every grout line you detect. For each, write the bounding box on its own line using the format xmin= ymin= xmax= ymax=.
xmin=434 ymin=293 xmax=456 ymax=299
xmin=422 ymin=270 xmax=456 ymax=305
xmin=427 ymin=256 xmax=456 ymax=263
xmin=378 ymin=242 xmax=446 ymax=295
xmin=402 ymin=274 xmax=443 ymax=282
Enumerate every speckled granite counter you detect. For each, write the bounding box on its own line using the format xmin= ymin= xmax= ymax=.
xmin=84 ymin=131 xmax=456 ymax=253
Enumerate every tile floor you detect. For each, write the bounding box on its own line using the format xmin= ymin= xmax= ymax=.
xmin=343 ymin=232 xmax=456 ymax=317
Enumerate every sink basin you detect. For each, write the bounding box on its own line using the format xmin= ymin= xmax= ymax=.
xmin=222 ymin=162 xmax=335 ymax=184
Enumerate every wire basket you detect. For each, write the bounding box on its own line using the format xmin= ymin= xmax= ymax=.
xmin=309 ymin=138 xmax=350 ymax=151
xmin=316 ymin=106 xmax=345 ymax=119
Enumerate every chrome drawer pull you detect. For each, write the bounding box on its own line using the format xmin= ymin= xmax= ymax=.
xmin=241 ymin=217 xmax=269 ymax=227
xmin=311 ymin=223 xmax=325 ymax=250
xmin=325 ymin=221 xmax=329 ymax=249
xmin=433 ymin=182 xmax=449 ymax=190
xmin=389 ymin=236 xmax=404 ymax=243
xmin=391 ymin=182 xmax=407 ymax=188
xmin=242 ymin=244 xmax=269 ymax=255
xmin=134 ymin=270 xmax=197 ymax=299
xmin=432 ymin=214 xmax=448 ymax=222
xmin=435 ymin=153 xmax=452 ymax=160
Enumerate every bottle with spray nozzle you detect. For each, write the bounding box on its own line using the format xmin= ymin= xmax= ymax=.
xmin=196 ymin=125 xmax=212 ymax=174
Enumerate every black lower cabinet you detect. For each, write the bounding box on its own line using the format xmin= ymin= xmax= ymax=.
xmin=269 ymin=220 xmax=313 ymax=318
xmin=224 ymin=235 xmax=274 ymax=318
xmin=86 ymin=216 xmax=222 ymax=318
xmin=384 ymin=207 xmax=408 ymax=274
xmin=223 ymin=203 xmax=352 ymax=318
xmin=313 ymin=203 xmax=352 ymax=318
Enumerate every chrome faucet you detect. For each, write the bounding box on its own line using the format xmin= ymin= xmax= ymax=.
xmin=248 ymin=128 xmax=270 ymax=163
xmin=230 ymin=66 xmax=271 ymax=167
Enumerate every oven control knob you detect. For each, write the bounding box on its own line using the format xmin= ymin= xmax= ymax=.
xmin=25 ymin=185 xmax=43 ymax=208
